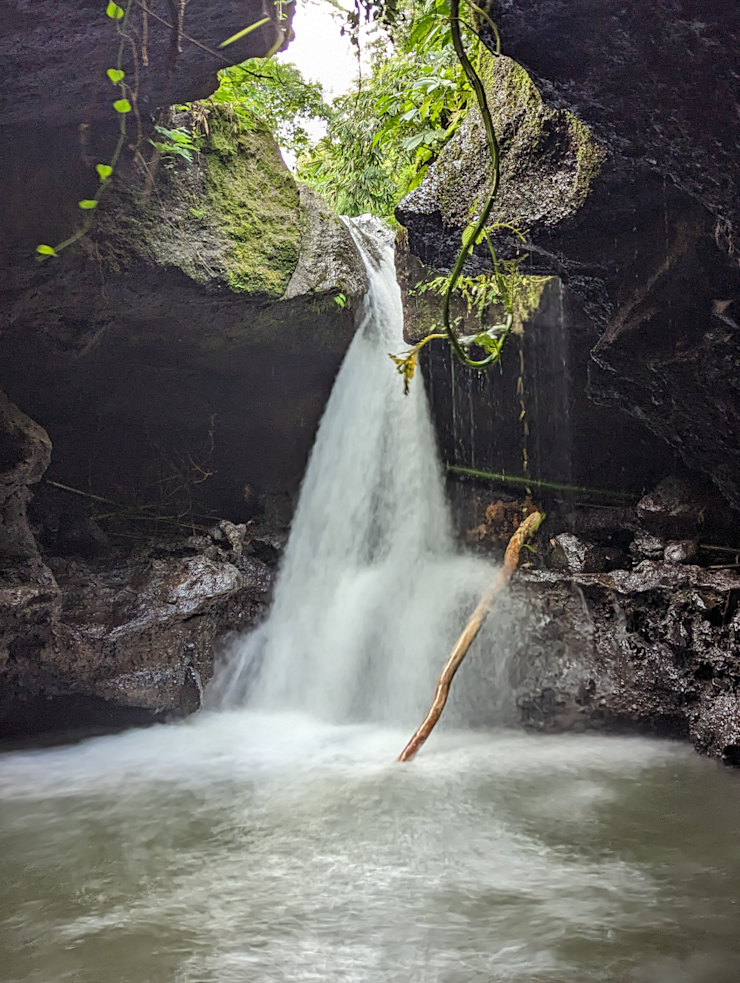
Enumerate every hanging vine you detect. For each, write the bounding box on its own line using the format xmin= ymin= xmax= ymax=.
xmin=389 ymin=0 xmax=528 ymax=390
xmin=36 ymin=0 xmax=136 ymax=260
xmin=34 ymin=1 xmax=285 ymax=261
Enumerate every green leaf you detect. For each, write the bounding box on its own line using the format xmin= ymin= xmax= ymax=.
xmin=36 ymin=244 xmax=58 ymax=257
xmin=461 ymin=223 xmax=476 ymax=247
xmin=470 ymin=332 xmax=504 ymax=358
xmin=219 ymin=17 xmax=270 ymax=47
xmin=106 ymin=1 xmax=124 ymax=19
xmin=113 ymin=99 xmax=131 ymax=113
xmin=78 ymin=199 xmax=98 ymax=210
xmin=461 ymin=223 xmax=487 ymax=247
xmin=96 ymin=164 xmax=113 ymax=181
xmin=106 ymin=68 xmax=125 ymax=84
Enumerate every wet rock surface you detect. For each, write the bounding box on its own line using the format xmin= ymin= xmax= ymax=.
xmin=0 ymin=536 xmax=277 ymax=739
xmin=455 ymin=478 xmax=740 ymax=765
xmin=398 ymin=1 xmax=740 ymax=508
xmin=399 ymin=3 xmax=740 ymax=764
xmin=508 ymin=561 xmax=740 ymax=765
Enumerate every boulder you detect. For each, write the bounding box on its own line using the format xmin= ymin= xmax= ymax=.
xmin=455 ymin=560 xmax=740 ymax=765
xmin=552 ymin=533 xmax=605 ymax=574
xmin=637 ymin=476 xmax=706 ymax=540
xmin=0 ymin=542 xmax=275 ymax=737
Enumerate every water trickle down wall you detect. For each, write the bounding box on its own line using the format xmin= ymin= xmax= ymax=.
xmin=395 ymin=233 xmax=683 ymax=537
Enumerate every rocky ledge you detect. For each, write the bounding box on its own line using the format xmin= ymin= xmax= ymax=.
xmin=453 ymin=475 xmax=740 ymax=766
xmin=0 ymin=387 xmax=279 ymax=737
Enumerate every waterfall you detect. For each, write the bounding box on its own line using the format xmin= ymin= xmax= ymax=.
xmin=206 ymin=217 xmax=492 ymax=725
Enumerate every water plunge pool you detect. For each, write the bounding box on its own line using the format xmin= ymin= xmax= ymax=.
xmin=2 ymin=714 xmax=739 ymax=982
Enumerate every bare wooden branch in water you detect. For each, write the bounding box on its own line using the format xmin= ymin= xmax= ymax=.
xmin=398 ymin=510 xmax=544 ymax=763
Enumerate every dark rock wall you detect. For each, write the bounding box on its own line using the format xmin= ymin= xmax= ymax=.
xmin=397 ymin=2 xmax=740 ymax=509
xmin=0 ymin=3 xmax=369 ymax=738
xmin=487 ymin=0 xmax=740 ymax=235
xmin=2 ymin=258 xmax=360 ymax=531
xmin=397 ymin=240 xmax=684 ymax=498
xmin=0 ymin=0 xmax=293 ymax=263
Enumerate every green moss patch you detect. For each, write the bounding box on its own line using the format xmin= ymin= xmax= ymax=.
xmin=204 ymin=109 xmax=301 ymax=297
xmin=408 ymin=52 xmax=605 ymax=233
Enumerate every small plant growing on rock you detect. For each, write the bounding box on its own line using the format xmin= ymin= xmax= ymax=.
xmin=150 ymin=126 xmax=201 ymax=168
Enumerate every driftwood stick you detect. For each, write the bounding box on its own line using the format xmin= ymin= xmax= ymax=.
xmin=398 ymin=510 xmax=544 ymax=763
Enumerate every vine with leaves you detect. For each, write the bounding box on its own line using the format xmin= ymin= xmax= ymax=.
xmin=36 ymin=0 xmax=135 ymax=260
xmin=382 ymin=0 xmax=528 ymax=391
xmin=34 ymin=0 xmax=284 ymax=261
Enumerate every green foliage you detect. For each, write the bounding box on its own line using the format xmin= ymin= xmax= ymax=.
xmin=150 ymin=125 xmax=200 ymax=167
xmin=106 ymin=68 xmax=125 ymax=84
xmin=209 ymin=59 xmax=331 ymax=158
xmin=297 ymin=0 xmax=471 ymax=217
xmin=106 ymin=1 xmax=124 ymax=19
xmin=78 ymin=199 xmax=98 ymax=210
xmin=113 ymin=98 xmax=131 ymax=113
xmin=391 ymin=227 xmax=548 ymax=390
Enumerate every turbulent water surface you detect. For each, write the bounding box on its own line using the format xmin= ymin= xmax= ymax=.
xmin=2 ymin=718 xmax=740 ymax=982
xmin=2 ymin=221 xmax=739 ymax=983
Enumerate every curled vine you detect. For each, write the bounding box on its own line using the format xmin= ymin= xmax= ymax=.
xmin=389 ymin=0 xmax=525 ymax=390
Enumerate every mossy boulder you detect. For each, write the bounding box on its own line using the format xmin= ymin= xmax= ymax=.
xmin=91 ymin=107 xmax=367 ymax=307
xmin=203 ymin=109 xmax=301 ymax=296
xmin=399 ymin=52 xmax=604 ymax=234
xmin=93 ymin=107 xmax=301 ymax=298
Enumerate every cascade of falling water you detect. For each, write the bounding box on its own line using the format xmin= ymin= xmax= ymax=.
xmin=205 ymin=217 xmax=492 ymax=724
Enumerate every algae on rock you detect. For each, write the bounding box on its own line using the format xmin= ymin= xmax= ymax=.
xmin=204 ymin=109 xmax=301 ymax=297
xmin=94 ymin=106 xmax=302 ymax=299
xmin=400 ymin=52 xmax=605 ymax=232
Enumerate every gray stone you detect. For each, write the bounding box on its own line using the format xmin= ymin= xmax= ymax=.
xmin=629 ymin=530 xmax=665 ymax=562
xmin=283 ymin=185 xmax=368 ymax=301
xmin=637 ymin=477 xmax=706 ymax=539
xmin=552 ymin=533 xmax=605 ymax=574
xmin=397 ymin=2 xmax=740 ymax=510
xmin=664 ymin=540 xmax=699 ymax=564
xmin=218 ymin=520 xmax=247 ymax=557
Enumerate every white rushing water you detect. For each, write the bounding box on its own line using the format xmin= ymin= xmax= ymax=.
xmin=206 ymin=217 xmax=493 ymax=724
xmin=3 ymin=221 xmax=740 ymax=983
